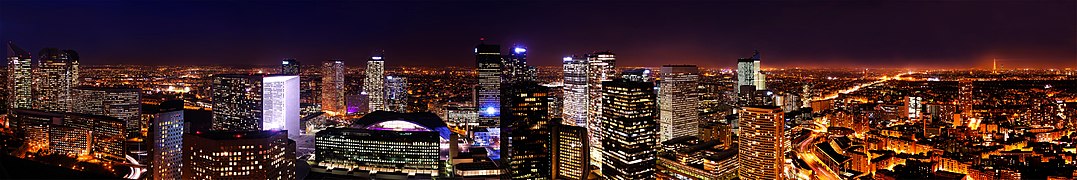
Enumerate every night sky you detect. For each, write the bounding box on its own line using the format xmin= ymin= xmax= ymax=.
xmin=1 ymin=0 xmax=1074 ymax=68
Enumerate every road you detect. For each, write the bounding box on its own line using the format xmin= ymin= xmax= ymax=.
xmin=797 ymin=71 xmax=915 ymax=179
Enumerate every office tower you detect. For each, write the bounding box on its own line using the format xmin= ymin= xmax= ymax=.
xmin=211 ymin=74 xmax=264 ymax=131
xmin=212 ymin=74 xmax=300 ymax=135
xmin=562 ymin=56 xmax=589 ymax=127
xmin=314 ymin=111 xmax=449 ymax=178
xmin=585 ymin=51 xmax=616 ymax=169
xmin=503 ymin=46 xmax=536 ymax=83
xmin=502 ymin=81 xmax=551 ymax=179
xmin=281 ymin=58 xmax=300 ymax=75
xmin=737 ymin=106 xmax=784 ymax=180
xmin=183 ymin=130 xmax=295 ymax=180
xmin=263 ymin=75 xmax=301 ymax=137
xmin=151 ymin=100 xmax=184 ymax=180
xmin=541 ymin=83 xmax=564 ymax=119
xmin=386 ymin=76 xmax=408 ymax=112
xmin=620 ymin=68 xmax=652 ymax=82
xmin=601 ymin=78 xmax=658 ymax=180
xmin=736 ymin=50 xmax=765 ymax=93
xmin=321 ymin=60 xmax=346 ymax=114
xmin=959 ymin=79 xmax=973 ymax=117
xmin=552 ymin=124 xmax=589 ymax=180
xmin=72 ymin=86 xmax=141 ymax=137
xmin=300 ymin=72 xmax=322 ymax=117
xmin=7 ymin=42 xmax=32 ymax=110
xmin=35 ymin=48 xmax=79 ymax=112
xmin=475 ymin=42 xmax=502 ymax=128
xmin=364 ymin=53 xmax=387 ymax=112
xmin=777 ymin=92 xmax=801 ymax=113
xmin=659 ymin=65 xmax=700 ymax=142
xmin=8 ymin=109 xmax=126 ymax=163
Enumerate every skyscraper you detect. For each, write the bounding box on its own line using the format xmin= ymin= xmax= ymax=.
xmin=183 ymin=130 xmax=295 ymax=180
xmin=211 ymin=74 xmax=300 ymax=135
xmin=35 ymin=48 xmax=79 ymax=112
xmin=475 ymin=41 xmax=502 ymax=128
xmin=501 ymin=81 xmax=551 ymax=179
xmin=586 ymin=51 xmax=616 ymax=169
xmin=386 ymin=76 xmax=407 ymax=112
xmin=552 ymin=124 xmax=589 ymax=180
xmin=263 ymin=75 xmax=301 ymax=137
xmin=211 ymin=74 xmax=264 ymax=131
xmin=6 ymin=41 xmax=32 ymax=110
xmin=281 ymin=58 xmax=300 ymax=75
xmin=72 ymin=86 xmax=141 ymax=137
xmin=364 ymin=52 xmax=387 ymax=112
xmin=658 ymin=65 xmax=700 ymax=142
xmin=562 ymin=56 xmax=588 ymax=127
xmin=151 ymin=100 xmax=184 ymax=180
xmin=321 ymin=60 xmax=346 ymax=114
xmin=503 ymin=46 xmax=536 ymax=83
xmin=601 ymin=77 xmax=658 ymax=180
xmin=737 ymin=106 xmax=784 ymax=180
xmin=736 ymin=50 xmax=765 ymax=94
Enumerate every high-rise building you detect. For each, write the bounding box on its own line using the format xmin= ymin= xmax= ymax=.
xmin=386 ymin=76 xmax=408 ymax=112
xmin=658 ymin=65 xmax=700 ymax=142
xmin=475 ymin=42 xmax=502 ymax=128
xmin=183 ymin=130 xmax=295 ymax=180
xmin=562 ymin=56 xmax=589 ymax=127
xmin=736 ymin=50 xmax=765 ymax=94
xmin=585 ymin=51 xmax=616 ymax=170
xmin=321 ymin=60 xmax=346 ymax=114
xmin=35 ymin=48 xmax=79 ymax=112
xmin=552 ymin=124 xmax=589 ymax=180
xmin=211 ymin=74 xmax=300 ymax=135
xmin=281 ymin=58 xmax=300 ymax=75
xmin=151 ymin=100 xmax=184 ymax=180
xmin=541 ymin=83 xmax=564 ymax=119
xmin=364 ymin=53 xmax=387 ymax=112
xmin=345 ymin=91 xmax=368 ymax=114
xmin=211 ymin=74 xmax=264 ymax=131
xmin=503 ymin=46 xmax=536 ymax=83
xmin=263 ymin=75 xmax=301 ymax=137
xmin=501 ymin=81 xmax=551 ymax=179
xmin=737 ymin=106 xmax=784 ymax=180
xmin=601 ymin=78 xmax=658 ymax=180
xmin=72 ymin=86 xmax=141 ymax=137
xmin=7 ymin=41 xmax=32 ymax=110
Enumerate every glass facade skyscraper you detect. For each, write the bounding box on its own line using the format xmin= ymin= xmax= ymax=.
xmin=35 ymin=48 xmax=79 ymax=112
xmin=281 ymin=58 xmax=300 ymax=75
xmin=6 ymin=41 xmax=33 ymax=110
xmin=501 ymin=81 xmax=551 ymax=179
xmin=601 ymin=78 xmax=657 ymax=180
xmin=658 ymin=65 xmax=700 ymax=142
xmin=151 ymin=100 xmax=184 ymax=180
xmin=321 ymin=60 xmax=346 ymax=114
xmin=386 ymin=76 xmax=407 ymax=112
xmin=475 ymin=42 xmax=502 ymax=128
xmin=72 ymin=86 xmax=141 ymax=137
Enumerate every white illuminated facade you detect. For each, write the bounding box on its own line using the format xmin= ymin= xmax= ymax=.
xmin=659 ymin=65 xmax=700 ymax=142
xmin=263 ymin=75 xmax=300 ymax=137
xmin=562 ymin=56 xmax=589 ymax=127
xmin=364 ymin=54 xmax=387 ymax=112
xmin=736 ymin=50 xmax=765 ymax=93
xmin=586 ymin=51 xmax=616 ymax=170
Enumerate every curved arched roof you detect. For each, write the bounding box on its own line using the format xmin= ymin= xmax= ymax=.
xmin=351 ymin=111 xmax=450 ymax=139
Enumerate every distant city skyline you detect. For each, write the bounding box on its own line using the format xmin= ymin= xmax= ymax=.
xmin=1 ymin=1 xmax=1074 ymax=68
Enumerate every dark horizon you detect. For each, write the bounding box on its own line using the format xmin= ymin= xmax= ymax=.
xmin=1 ymin=0 xmax=1074 ymax=69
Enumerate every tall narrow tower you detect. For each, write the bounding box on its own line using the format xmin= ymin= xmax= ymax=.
xmin=475 ymin=40 xmax=502 ymax=128
xmin=658 ymin=65 xmax=700 ymax=142
xmin=321 ymin=60 xmax=346 ymax=114
xmin=364 ymin=51 xmax=387 ymax=112
xmin=6 ymin=42 xmax=33 ymax=110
